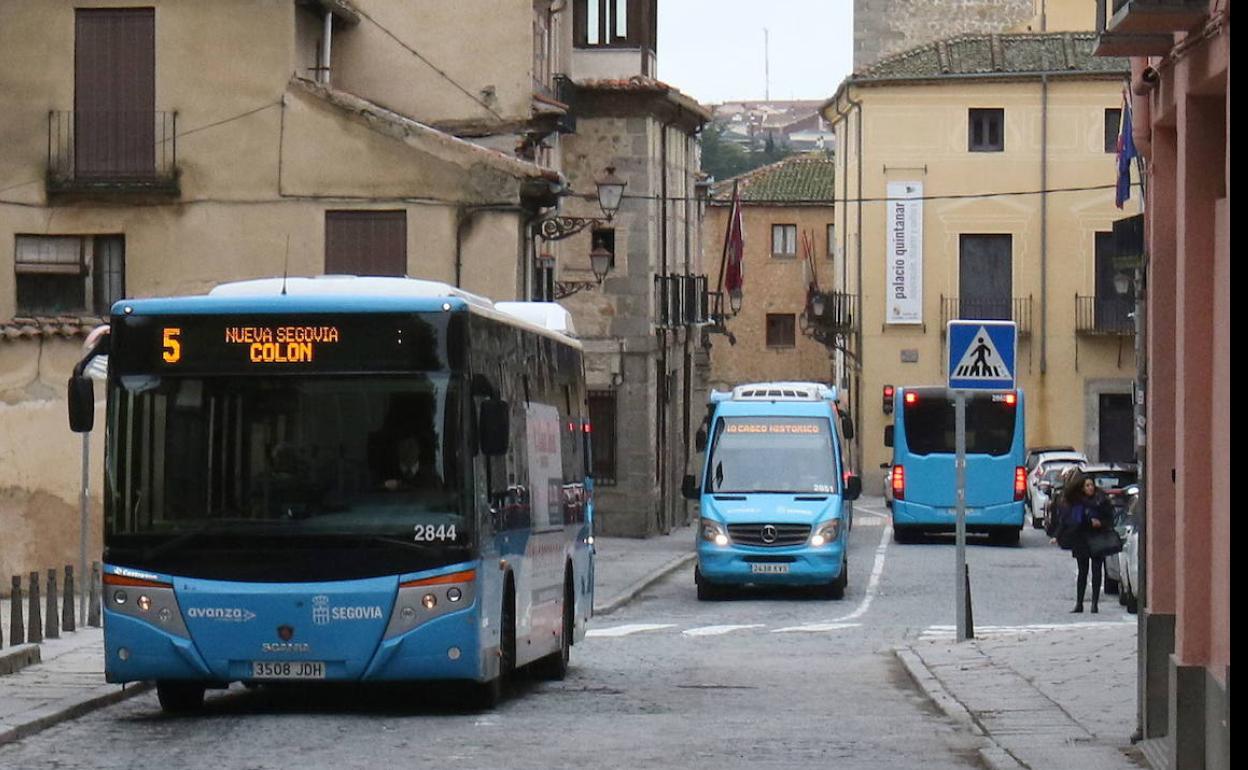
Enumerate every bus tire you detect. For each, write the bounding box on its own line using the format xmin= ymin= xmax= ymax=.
xmin=156 ymin=681 xmax=205 ymax=714
xmin=471 ymin=580 xmax=516 ymax=710
xmin=893 ymin=525 xmax=915 ymax=544
xmin=532 ymin=572 xmax=573 ymax=681
xmin=821 ymin=558 xmax=848 ymax=600
xmin=695 ymin=567 xmax=725 ymax=601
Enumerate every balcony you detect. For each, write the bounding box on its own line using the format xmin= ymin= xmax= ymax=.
xmin=1076 ymin=296 xmax=1135 ymax=336
xmin=940 ymin=296 xmax=1033 ymax=337
xmin=47 ymin=111 xmax=179 ymax=198
xmin=801 ymin=290 xmax=857 ymax=344
xmin=1094 ymin=0 xmax=1203 ymax=55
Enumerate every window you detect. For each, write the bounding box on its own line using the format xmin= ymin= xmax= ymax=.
xmin=968 ymin=108 xmax=1004 ymax=152
xmin=826 ymin=223 xmax=837 ymax=260
xmin=587 ymin=390 xmax=617 ymax=485
xmin=771 ymin=224 xmax=797 ymax=257
xmin=1094 ymin=231 xmax=1133 ymax=331
xmin=75 ymin=8 xmax=155 ymax=179
xmin=575 ymin=0 xmax=654 ymax=49
xmin=1104 ymin=108 xmax=1122 ymax=154
xmin=14 ymin=235 xmax=125 ymax=316
xmin=765 ymin=313 xmax=796 ymax=348
xmin=325 ymin=210 xmax=407 ymax=276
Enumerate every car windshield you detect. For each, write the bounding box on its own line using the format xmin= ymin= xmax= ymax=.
xmin=705 ymin=416 xmax=838 ymax=494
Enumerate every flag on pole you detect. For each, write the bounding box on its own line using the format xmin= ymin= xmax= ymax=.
xmin=1115 ymin=91 xmax=1138 ymax=209
xmin=724 ymin=186 xmax=745 ymax=297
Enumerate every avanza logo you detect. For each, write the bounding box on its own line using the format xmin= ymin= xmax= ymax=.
xmin=186 ymin=607 xmax=256 ymax=623
xmin=311 ymin=595 xmax=384 ymax=625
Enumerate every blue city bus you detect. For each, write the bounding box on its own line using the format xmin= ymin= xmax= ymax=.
xmin=885 ymin=386 xmax=1027 ymax=545
xmin=67 ymin=277 xmax=594 ymax=712
xmin=684 ymin=382 xmax=861 ymax=600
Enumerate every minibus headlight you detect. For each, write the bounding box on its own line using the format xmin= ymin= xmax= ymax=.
xmin=700 ymin=518 xmax=730 ymax=546
xmin=810 ymin=519 xmax=840 ymax=547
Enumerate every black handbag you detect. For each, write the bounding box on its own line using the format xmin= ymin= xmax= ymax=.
xmin=1087 ymin=528 xmax=1124 ymax=557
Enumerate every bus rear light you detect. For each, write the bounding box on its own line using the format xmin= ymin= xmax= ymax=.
xmin=1004 ymin=392 xmax=1017 ymax=406
xmin=1014 ymin=466 xmax=1027 ymax=500
xmin=891 ymin=465 xmax=905 ymax=500
xmin=904 ymin=392 xmax=917 ymax=405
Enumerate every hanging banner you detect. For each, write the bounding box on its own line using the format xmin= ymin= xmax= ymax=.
xmin=885 ymin=181 xmax=923 ymax=324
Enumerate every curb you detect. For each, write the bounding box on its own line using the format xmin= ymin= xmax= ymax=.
xmin=0 ymin=680 xmax=153 ymax=748
xmin=593 ymin=552 xmax=695 ymax=616
xmin=0 ymin=644 xmax=42 ymax=676
xmin=894 ymin=647 xmax=1024 ymax=770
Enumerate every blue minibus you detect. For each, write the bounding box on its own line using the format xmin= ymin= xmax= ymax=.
xmin=67 ymin=277 xmax=594 ymax=712
xmin=885 ymin=386 xmax=1026 ymax=545
xmin=683 ymin=382 xmax=861 ymax=600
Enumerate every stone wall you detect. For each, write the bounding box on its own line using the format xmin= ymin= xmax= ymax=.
xmin=853 ymin=0 xmax=1035 ymax=71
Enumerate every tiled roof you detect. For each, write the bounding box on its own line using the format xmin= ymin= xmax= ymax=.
xmin=1 ymin=316 xmax=105 ymax=342
xmin=575 ymin=76 xmax=712 ymax=120
xmin=710 ymin=153 xmax=835 ymax=204
xmin=855 ymin=31 xmax=1129 ymax=80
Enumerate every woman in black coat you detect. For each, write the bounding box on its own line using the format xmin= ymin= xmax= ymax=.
xmin=1050 ymin=470 xmax=1116 ymax=613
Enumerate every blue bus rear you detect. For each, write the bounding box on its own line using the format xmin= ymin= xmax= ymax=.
xmin=687 ymin=383 xmax=860 ymax=599
xmin=888 ymin=386 xmax=1026 ymax=544
xmin=69 ymin=278 xmax=593 ymax=712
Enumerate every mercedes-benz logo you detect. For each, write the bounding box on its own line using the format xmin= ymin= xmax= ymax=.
xmin=761 ymin=525 xmax=778 ymax=544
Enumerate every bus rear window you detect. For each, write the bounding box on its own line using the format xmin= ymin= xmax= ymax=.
xmin=902 ymin=395 xmax=1016 ymax=456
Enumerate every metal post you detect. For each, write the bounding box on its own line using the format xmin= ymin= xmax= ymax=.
xmin=63 ymin=565 xmax=76 ymax=633
xmin=955 ymin=391 xmax=969 ymax=642
xmin=80 ymin=432 xmax=90 ymax=626
xmin=28 ymin=571 xmax=42 ymax=644
xmin=9 ymin=576 xmax=23 ymax=646
xmin=45 ymin=568 xmax=59 ymax=639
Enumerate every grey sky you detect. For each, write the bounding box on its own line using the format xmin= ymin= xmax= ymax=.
xmin=657 ymin=0 xmax=855 ymax=106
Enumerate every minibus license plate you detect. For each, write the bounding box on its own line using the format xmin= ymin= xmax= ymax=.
xmin=751 ymin=563 xmax=789 ymax=574
xmin=251 ymin=661 xmax=325 ymax=680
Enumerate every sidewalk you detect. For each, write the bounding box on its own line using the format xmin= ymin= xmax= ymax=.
xmin=898 ymin=619 xmax=1148 ymax=770
xmin=0 ymin=526 xmax=697 ymax=747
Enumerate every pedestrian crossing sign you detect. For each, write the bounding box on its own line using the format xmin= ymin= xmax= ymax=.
xmin=947 ymin=320 xmax=1016 ymax=391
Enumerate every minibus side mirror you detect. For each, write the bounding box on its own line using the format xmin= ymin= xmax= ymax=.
xmin=479 ymin=399 xmax=510 ymax=456
xmin=682 ymin=474 xmax=701 ymax=500
xmin=841 ymin=415 xmax=855 ymax=440
xmin=67 ymin=375 xmax=95 ymax=433
xmin=884 ymin=425 xmax=894 ymax=448
xmin=694 ymin=426 xmax=707 ymax=453
xmin=844 ymin=474 xmax=862 ymax=501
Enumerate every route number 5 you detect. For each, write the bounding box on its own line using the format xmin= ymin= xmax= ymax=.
xmin=162 ymin=328 xmax=182 ymax=363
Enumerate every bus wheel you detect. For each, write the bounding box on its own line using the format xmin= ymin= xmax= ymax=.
xmin=695 ymin=567 xmax=724 ymax=601
xmin=156 ymin=681 xmax=205 ymax=714
xmin=533 ymin=574 xmax=573 ymax=681
xmin=893 ymin=526 xmax=914 ymax=544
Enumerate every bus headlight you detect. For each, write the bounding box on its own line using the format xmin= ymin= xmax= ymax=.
xmin=809 ymin=519 xmax=840 ymax=547
xmin=700 ymin=518 xmax=730 ymax=547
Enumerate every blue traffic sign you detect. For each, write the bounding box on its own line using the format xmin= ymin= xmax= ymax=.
xmin=947 ymin=320 xmax=1016 ymax=391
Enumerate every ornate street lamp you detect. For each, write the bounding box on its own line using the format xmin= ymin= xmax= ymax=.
xmin=534 ymin=166 xmax=628 ymax=298
xmin=595 ymin=166 xmax=626 ymax=220
xmin=728 ymin=287 xmax=743 ymax=315
xmin=589 ymin=245 xmax=613 ymax=283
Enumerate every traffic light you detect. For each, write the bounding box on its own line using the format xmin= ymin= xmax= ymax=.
xmin=882 ymin=384 xmax=895 ymax=415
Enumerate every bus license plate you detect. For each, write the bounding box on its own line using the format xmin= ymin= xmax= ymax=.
xmin=751 ymin=563 xmax=789 ymax=574
xmin=250 ymin=661 xmax=326 ymax=680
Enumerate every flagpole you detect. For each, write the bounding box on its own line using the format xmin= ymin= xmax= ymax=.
xmin=715 ymin=180 xmax=738 ymax=315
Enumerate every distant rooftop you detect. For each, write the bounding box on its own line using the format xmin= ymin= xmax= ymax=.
xmin=710 ymin=153 xmax=835 ymax=205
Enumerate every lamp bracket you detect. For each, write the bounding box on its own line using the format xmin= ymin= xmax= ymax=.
xmin=537 ymin=215 xmax=611 ymax=242
xmin=554 ymin=279 xmax=601 ymax=299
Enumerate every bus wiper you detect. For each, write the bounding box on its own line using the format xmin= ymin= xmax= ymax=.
xmin=139 ymin=519 xmax=278 ymax=561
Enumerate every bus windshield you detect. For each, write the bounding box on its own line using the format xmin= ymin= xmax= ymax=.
xmin=705 ymin=416 xmax=838 ymax=494
xmin=104 ymin=373 xmax=468 ymax=581
xmin=902 ymin=394 xmax=1017 ymax=456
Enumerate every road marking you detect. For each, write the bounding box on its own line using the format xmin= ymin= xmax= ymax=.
xmin=682 ymin=624 xmax=765 ymax=637
xmin=917 ymin=619 xmax=1134 ymax=641
xmin=823 ymin=507 xmax=892 ymax=624
xmin=586 ymin=623 xmax=676 ymax=638
xmin=853 ymin=517 xmax=884 ymax=527
xmin=772 ymin=622 xmax=862 ymax=633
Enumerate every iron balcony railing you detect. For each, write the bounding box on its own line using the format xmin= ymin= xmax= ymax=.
xmin=940 ymin=295 xmax=1033 ymax=337
xmin=654 ymin=274 xmax=709 ymax=328
xmin=47 ymin=110 xmax=179 ymax=195
xmin=1076 ymin=295 xmax=1135 ymax=336
xmin=806 ymin=290 xmax=857 ymax=336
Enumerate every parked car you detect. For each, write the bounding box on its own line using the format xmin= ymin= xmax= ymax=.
xmin=1080 ymin=464 xmax=1138 ymax=594
xmin=881 ymin=461 xmax=894 ymax=508
xmin=1117 ymin=484 xmax=1141 ymax=613
xmin=1030 ymin=462 xmax=1082 ymax=529
xmin=1025 ymin=448 xmax=1087 ymax=515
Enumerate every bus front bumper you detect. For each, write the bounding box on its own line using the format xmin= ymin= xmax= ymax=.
xmin=696 ymin=542 xmax=845 ymax=587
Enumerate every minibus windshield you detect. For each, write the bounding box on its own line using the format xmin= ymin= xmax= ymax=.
xmin=705 ymin=416 xmax=838 ymax=494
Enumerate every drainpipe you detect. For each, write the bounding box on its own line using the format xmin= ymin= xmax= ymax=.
xmin=1040 ymin=73 xmax=1049 ymax=374
xmin=320 ymin=11 xmax=333 ymax=85
xmin=850 ymin=91 xmax=863 ymax=467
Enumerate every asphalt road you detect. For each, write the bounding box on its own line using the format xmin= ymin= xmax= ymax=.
xmin=0 ymin=500 xmax=1102 ymax=770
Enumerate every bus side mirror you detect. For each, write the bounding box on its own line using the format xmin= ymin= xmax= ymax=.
xmin=841 ymin=415 xmax=855 ymax=440
xmin=884 ymin=425 xmax=894 ymax=448
xmin=479 ymin=399 xmax=509 ymax=456
xmin=694 ymin=426 xmax=707 ymax=452
xmin=844 ymin=474 xmax=862 ymax=501
xmin=682 ymin=474 xmax=701 ymax=500
xmin=68 ymin=375 xmax=95 ymax=433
